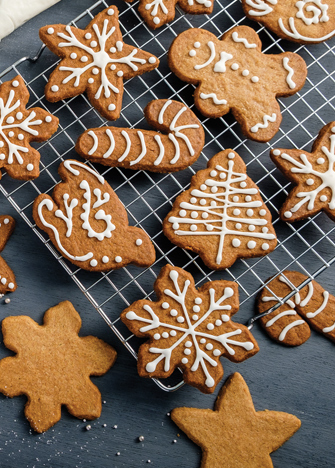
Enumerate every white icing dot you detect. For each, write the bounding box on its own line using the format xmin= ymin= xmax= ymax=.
xmin=204 ymin=0 xmax=211 ymax=6
xmin=202 ymin=212 xmax=208 ymax=219
xmin=251 ymin=76 xmax=259 ymax=83
xmin=206 ymin=343 xmax=213 ymax=350
xmin=247 ymin=209 xmax=254 ymax=217
xmin=181 ymin=358 xmax=188 ymax=364
xmin=200 ymin=184 xmax=207 ymax=191
xmin=219 ymin=173 xmax=226 ymax=179
xmin=320 ymin=195 xmax=328 ymax=202
xmin=210 ymin=170 xmax=217 ymax=177
xmin=185 ymin=341 xmax=192 ymax=347
xmin=232 ymin=238 xmax=241 ymax=247
xmin=235 ymin=223 xmax=242 ymax=229
xmin=332 ymin=127 xmax=335 ymax=133
xmin=162 ymin=332 xmax=169 ymax=338
xmin=153 ymin=17 xmax=160 ymax=24
xmin=206 ymin=225 xmax=214 ymax=231
xmin=90 ymin=259 xmax=98 ymax=267
xmin=115 ymin=256 xmax=122 ymax=263
xmin=88 ymin=78 xmax=94 ymax=84
xmin=173 ymin=223 xmax=179 ymax=230
xmin=193 ymin=305 xmax=200 ymax=313
xmin=47 ymin=27 xmax=54 ymax=34
xmin=194 ymin=42 xmax=201 ymax=48
xmin=190 ymin=197 xmax=197 ymax=204
xmin=210 ymin=201 xmax=216 ymax=207
xmin=192 ymin=315 xmax=198 ymax=320
xmin=18 ymin=134 xmax=24 ymax=140
xmin=170 ymin=330 xmax=177 ymax=336
xmin=317 ymin=158 xmax=325 ymax=164
xmin=45 ymin=116 xmax=52 ymax=123
xmin=240 ymin=182 xmax=247 ymax=188
xmin=136 ymin=239 xmax=143 ymax=246
xmin=207 ymin=323 xmax=214 ymax=330
xmin=6 ymin=117 xmax=14 ymax=124
xmin=51 ymin=85 xmax=59 ymax=92
xmin=117 ymin=71 xmax=124 ymax=77
xmin=306 ymin=178 xmax=314 ymax=186
xmin=102 ymin=256 xmax=109 ymax=263
xmin=190 ymin=225 xmax=197 ymax=231
xmin=12 ymin=80 xmax=19 ymax=87
xmin=162 ymin=302 xmax=169 ymax=309
xmin=221 ymin=314 xmax=230 ymax=322
xmin=245 ymin=196 xmax=251 ymax=202
xmin=108 ymin=104 xmax=116 ymax=111
xmin=231 ymin=63 xmax=239 ymax=70
xmin=248 ymin=225 xmax=255 ymax=232
xmin=284 ymin=211 xmax=292 ymax=218
xmin=170 ymin=309 xmax=178 ymax=316
xmin=189 ymin=50 xmax=196 ymax=57
xmin=184 ymin=348 xmax=191 ymax=355
xmin=90 ymin=41 xmax=98 ymax=48
xmin=154 ymin=333 xmax=161 ymax=340
xmin=92 ymin=68 xmax=99 ymax=75
xmin=242 ymin=70 xmax=249 ymax=76
xmin=200 ymin=338 xmax=206 ymax=344
xmin=259 ymin=209 xmax=266 ymax=216
xmin=16 ymin=112 xmax=23 ymax=120
xmin=70 ymin=52 xmax=77 ymax=59
xmin=191 ymin=211 xmax=198 ymax=219
xmin=233 ymin=209 xmax=241 ymax=216
xmin=200 ymin=199 xmax=206 ymax=206
xmin=213 ymin=349 xmax=221 ymax=356
xmin=272 ymin=149 xmax=281 ymax=156
xmin=233 ymin=196 xmax=239 ymax=202
xmin=215 ymin=319 xmax=222 ymax=326
xmin=110 ymin=47 xmax=116 ymax=54
xmin=228 ymin=152 xmax=235 ymax=159
xmin=195 ymin=297 xmax=202 ymax=304
xmin=8 ymin=131 xmax=14 ymax=137
xmin=4 ymin=219 xmax=9 ymax=224
xmin=8 ymin=283 xmax=14 ymax=289
xmin=1 ymin=278 xmax=6 ymax=284
xmin=0 ymin=141 xmax=3 ymax=147
xmin=262 ymin=243 xmax=269 ymax=250
xmin=0 ymin=154 xmax=5 ymax=160
xmin=177 ymin=317 xmax=185 ymax=323
xmin=107 ymin=8 xmax=114 ymax=15
xmin=81 ymin=56 xmax=88 ymax=62
xmin=148 ymin=57 xmax=156 ymax=64
xmin=26 ymin=164 xmax=34 ymax=171
xmin=179 ymin=210 xmax=187 ymax=217
xmin=247 ymin=241 xmax=256 ymax=249
xmin=85 ymin=33 xmax=92 ymax=39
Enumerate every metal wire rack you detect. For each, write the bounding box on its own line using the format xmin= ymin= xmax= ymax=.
xmin=0 ymin=0 xmax=334 ymax=392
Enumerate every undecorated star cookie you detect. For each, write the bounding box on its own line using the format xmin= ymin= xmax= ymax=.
xmin=257 ymin=270 xmax=335 ymax=346
xmin=242 ymin=0 xmax=335 ymax=44
xmin=168 ymin=25 xmax=307 ymax=142
xmin=40 ymin=7 xmax=159 ymax=121
xmin=271 ymin=122 xmax=335 ymax=223
xmin=0 ymin=215 xmax=16 ymax=295
xmin=76 ymin=99 xmax=205 ymax=172
xmin=121 ymin=265 xmax=259 ymax=393
xmin=0 ymin=301 xmax=117 ymax=432
xmin=33 ymin=160 xmax=156 ymax=271
xmin=0 ymin=76 xmax=58 ymax=180
xmin=163 ymin=150 xmax=277 ymax=270
xmin=171 ymin=372 xmax=301 ymax=468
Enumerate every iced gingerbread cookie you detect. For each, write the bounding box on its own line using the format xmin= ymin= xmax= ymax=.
xmin=271 ymin=122 xmax=335 ymax=223
xmin=241 ymin=0 xmax=335 ymax=44
xmin=163 ymin=150 xmax=277 ymax=270
xmin=0 ymin=301 xmax=116 ymax=432
xmin=40 ymin=7 xmax=159 ymax=121
xmin=168 ymin=25 xmax=307 ymax=142
xmin=76 ymin=99 xmax=205 ymax=172
xmin=121 ymin=265 xmax=259 ymax=393
xmin=0 ymin=215 xmax=16 ymax=295
xmin=171 ymin=372 xmax=301 ymax=468
xmin=33 ymin=160 xmax=155 ymax=271
xmin=0 ymin=76 xmax=58 ymax=180
xmin=257 ymin=271 xmax=335 ymax=346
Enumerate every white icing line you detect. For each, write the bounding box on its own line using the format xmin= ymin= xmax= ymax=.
xmin=200 ymin=92 xmax=227 ymax=105
xmin=88 ymin=130 xmax=98 ymax=155
xmin=250 ymin=113 xmax=277 ymax=133
xmin=169 ymin=133 xmax=180 ymax=164
xmin=232 ymin=31 xmax=257 ymax=49
xmin=278 ymin=17 xmax=335 ymax=43
xmin=323 ymin=322 xmax=335 ymax=333
xmin=64 ymin=160 xmax=104 ymax=184
xmin=283 ymin=57 xmax=296 ymax=89
xmin=118 ymin=130 xmax=131 ymax=162
xmin=266 ymin=309 xmax=297 ymax=328
xmin=158 ymin=100 xmax=172 ymax=124
xmin=306 ymin=291 xmax=329 ymax=318
xmin=103 ymin=129 xmax=115 ymax=158
xmin=130 ymin=131 xmax=147 ymax=166
xmin=278 ymin=320 xmax=305 ymax=341
xmin=194 ymin=41 xmax=216 ymax=70
xmin=244 ymin=0 xmax=276 ymax=16
xmin=154 ymin=135 xmax=165 ymax=166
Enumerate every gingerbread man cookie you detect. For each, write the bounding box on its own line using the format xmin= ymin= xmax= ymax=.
xmin=121 ymin=265 xmax=259 ymax=393
xmin=257 ymin=271 xmax=335 ymax=346
xmin=0 ymin=301 xmax=116 ymax=432
xmin=168 ymin=25 xmax=307 ymax=142
xmin=33 ymin=160 xmax=156 ymax=272
xmin=163 ymin=150 xmax=277 ymax=270
xmin=40 ymin=7 xmax=159 ymax=121
xmin=0 ymin=215 xmax=16 ymax=295
xmin=271 ymin=122 xmax=335 ymax=223
xmin=0 ymin=76 xmax=58 ymax=180
xmin=242 ymin=0 xmax=335 ymax=44
xmin=76 ymin=99 xmax=205 ymax=172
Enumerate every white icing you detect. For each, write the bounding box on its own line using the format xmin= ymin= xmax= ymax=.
xmin=231 ymin=31 xmax=257 ymax=48
xmin=278 ymin=320 xmax=305 ymax=341
xmin=194 ymin=41 xmax=216 ymax=70
xmin=283 ymin=57 xmax=296 ymax=89
xmin=250 ymin=113 xmax=277 ymax=133
xmin=244 ymin=0 xmax=277 ymax=16
xmin=213 ymin=51 xmax=233 ymax=72
xmin=200 ymin=92 xmax=227 ymax=105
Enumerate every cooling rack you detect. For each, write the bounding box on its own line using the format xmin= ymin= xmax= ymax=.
xmin=0 ymin=0 xmax=335 ymax=392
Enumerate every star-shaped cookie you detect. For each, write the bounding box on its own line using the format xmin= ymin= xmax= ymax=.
xmin=168 ymin=25 xmax=307 ymax=142
xmin=171 ymin=372 xmax=301 ymax=468
xmin=40 ymin=6 xmax=159 ymax=121
xmin=271 ymin=122 xmax=335 ymax=222
xmin=0 ymin=301 xmax=116 ymax=432
xmin=0 ymin=215 xmax=16 ymax=295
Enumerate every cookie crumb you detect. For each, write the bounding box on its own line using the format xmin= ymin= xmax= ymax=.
xmin=116 ymin=452 xmax=120 ymax=456
xmin=113 ymin=425 xmax=118 ymax=429
xmin=85 ymin=425 xmax=92 ymax=431
xmin=5 ymin=298 xmax=10 ymax=304
xmin=138 ymin=435 xmax=145 ymax=442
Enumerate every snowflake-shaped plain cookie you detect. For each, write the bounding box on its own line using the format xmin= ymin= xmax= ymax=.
xmin=169 ymin=25 xmax=307 ymax=142
xmin=121 ymin=264 xmax=259 ymax=393
xmin=40 ymin=7 xmax=159 ymax=121
xmin=0 ymin=76 xmax=58 ymax=180
xmin=271 ymin=122 xmax=335 ymax=222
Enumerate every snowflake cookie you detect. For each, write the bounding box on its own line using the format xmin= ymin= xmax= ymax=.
xmin=0 ymin=301 xmax=116 ymax=432
xmin=76 ymin=99 xmax=205 ymax=172
xmin=0 ymin=76 xmax=58 ymax=180
xmin=242 ymin=0 xmax=335 ymax=44
xmin=32 ymin=160 xmax=156 ymax=271
xmin=121 ymin=265 xmax=259 ymax=393
xmin=168 ymin=25 xmax=307 ymax=142
xmin=163 ymin=150 xmax=277 ymax=270
xmin=171 ymin=373 xmax=301 ymax=468
xmin=257 ymin=270 xmax=335 ymax=346
xmin=40 ymin=7 xmax=159 ymax=121
xmin=271 ymin=122 xmax=335 ymax=223
xmin=0 ymin=215 xmax=16 ymax=295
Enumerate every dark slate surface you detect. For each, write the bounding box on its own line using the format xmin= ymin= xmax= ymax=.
xmin=0 ymin=1 xmax=334 ymax=467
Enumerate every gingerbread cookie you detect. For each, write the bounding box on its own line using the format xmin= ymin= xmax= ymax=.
xmin=33 ymin=160 xmax=156 ymax=271
xmin=76 ymin=99 xmax=205 ymax=172
xmin=257 ymin=271 xmax=335 ymax=346
xmin=168 ymin=25 xmax=307 ymax=142
xmin=0 ymin=76 xmax=58 ymax=180
xmin=271 ymin=122 xmax=335 ymax=223
xmin=242 ymin=0 xmax=335 ymax=44
xmin=163 ymin=150 xmax=277 ymax=270
xmin=0 ymin=215 xmax=16 ymax=295
xmin=121 ymin=265 xmax=259 ymax=393
xmin=0 ymin=301 xmax=116 ymax=433
xmin=171 ymin=372 xmax=301 ymax=468
xmin=40 ymin=7 xmax=159 ymax=121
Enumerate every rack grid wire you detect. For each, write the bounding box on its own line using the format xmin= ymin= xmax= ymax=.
xmin=0 ymin=0 xmax=335 ymax=392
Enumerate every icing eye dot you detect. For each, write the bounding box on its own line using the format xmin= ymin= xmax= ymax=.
xmin=88 ymin=78 xmax=94 ymax=84
xmin=317 ymin=157 xmax=325 ymax=164
xmin=170 ymin=309 xmax=178 ymax=316
xmin=228 ymin=152 xmax=235 ymax=159
xmin=181 ymin=358 xmax=188 ymax=364
xmin=16 ymin=112 xmax=23 ymax=120
xmin=306 ymin=178 xmax=314 ymax=185
xmin=51 ymin=85 xmax=59 ymax=92
xmin=0 ymin=154 xmax=5 ymax=160
xmin=117 ymin=71 xmax=124 ymax=77
xmin=194 ymin=42 xmax=201 ymax=48
xmin=247 ymin=209 xmax=254 ymax=217
xmin=235 ymin=223 xmax=242 ymax=229
xmin=12 ymin=80 xmax=19 ymax=87
xmin=136 ymin=239 xmax=143 ymax=246
xmin=162 ymin=302 xmax=169 ymax=309
xmin=190 ymin=197 xmax=197 ymax=204
xmin=262 ymin=227 xmax=268 ymax=233
xmin=190 ymin=224 xmax=197 ymax=231
xmin=115 ymin=256 xmax=122 ymax=263
xmin=202 ymin=212 xmax=208 ymax=219
xmin=179 ymin=210 xmax=187 ymax=217
xmin=272 ymin=149 xmax=281 ymax=156
xmin=47 ymin=27 xmax=54 ymax=34
xmin=210 ymin=170 xmax=217 ymax=177
xmin=90 ymin=41 xmax=97 ymax=48
xmin=92 ymin=68 xmax=99 ymax=75
xmin=206 ymin=343 xmax=213 ymax=350
xmin=189 ymin=50 xmax=196 ymax=57
xmin=320 ymin=195 xmax=328 ymax=202
xmin=191 ymin=211 xmax=198 ymax=219
xmin=90 ymin=259 xmax=98 ymax=267
xmin=248 ymin=225 xmax=255 ymax=231
xmin=70 ymin=52 xmax=77 ymax=59
xmin=259 ymin=209 xmax=266 ymax=216
xmin=108 ymin=104 xmax=116 ymax=111
xmin=245 ymin=195 xmax=251 ymax=202
xmin=200 ymin=199 xmax=206 ymax=205
xmin=231 ymin=63 xmax=239 ymax=70
xmin=184 ymin=348 xmax=191 ymax=355
xmin=110 ymin=47 xmax=116 ymax=53
xmin=233 ymin=209 xmax=241 ymax=216
xmin=18 ymin=134 xmax=24 ymax=140
xmin=102 ymin=256 xmax=109 ymax=263
xmin=240 ymin=182 xmax=247 ymax=188
xmin=85 ymin=33 xmax=92 ymax=39
xmin=251 ymin=76 xmax=259 ymax=83
xmin=185 ymin=341 xmax=192 ymax=347
xmin=232 ymin=238 xmax=241 ymax=247
xmin=153 ymin=17 xmax=160 ymax=24
xmin=193 ymin=305 xmax=200 ymax=313
xmin=247 ymin=241 xmax=256 ymax=249
xmin=8 ymin=131 xmax=14 ymax=137
xmin=6 ymin=117 xmax=14 ymax=124
xmin=192 ymin=315 xmax=198 ymax=320
xmin=107 ymin=8 xmax=114 ymax=15
xmin=207 ymin=323 xmax=214 ymax=330
xmin=215 ymin=319 xmax=222 ymax=326
xmin=213 ymin=349 xmax=221 ymax=356
xmin=26 ymin=164 xmax=34 ymax=171
xmin=262 ymin=243 xmax=269 ymax=250
xmin=81 ymin=56 xmax=88 ymax=62
xmin=242 ymin=70 xmax=249 ymax=76
xmin=177 ymin=317 xmax=185 ymax=323
xmin=154 ymin=333 xmax=160 ymax=340
xmin=170 ymin=330 xmax=177 ymax=336
xmin=195 ymin=298 xmax=202 ymax=304
xmin=45 ymin=116 xmax=52 ymax=123
xmin=200 ymin=184 xmax=207 ymax=191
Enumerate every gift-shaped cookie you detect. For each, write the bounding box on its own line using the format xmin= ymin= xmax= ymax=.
xmin=121 ymin=265 xmax=259 ymax=393
xmin=242 ymin=0 xmax=335 ymax=44
xmin=33 ymin=160 xmax=155 ymax=271
xmin=76 ymin=99 xmax=205 ymax=172
xmin=271 ymin=122 xmax=335 ymax=223
xmin=0 ymin=215 xmax=16 ymax=295
xmin=40 ymin=7 xmax=159 ymax=121
xmin=168 ymin=26 xmax=307 ymax=142
xmin=163 ymin=150 xmax=277 ymax=270
xmin=257 ymin=271 xmax=335 ymax=346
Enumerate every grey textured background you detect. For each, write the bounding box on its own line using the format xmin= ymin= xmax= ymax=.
xmin=0 ymin=1 xmax=334 ymax=467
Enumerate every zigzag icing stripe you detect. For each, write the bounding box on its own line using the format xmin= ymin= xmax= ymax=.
xmin=250 ymin=113 xmax=277 ymax=133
